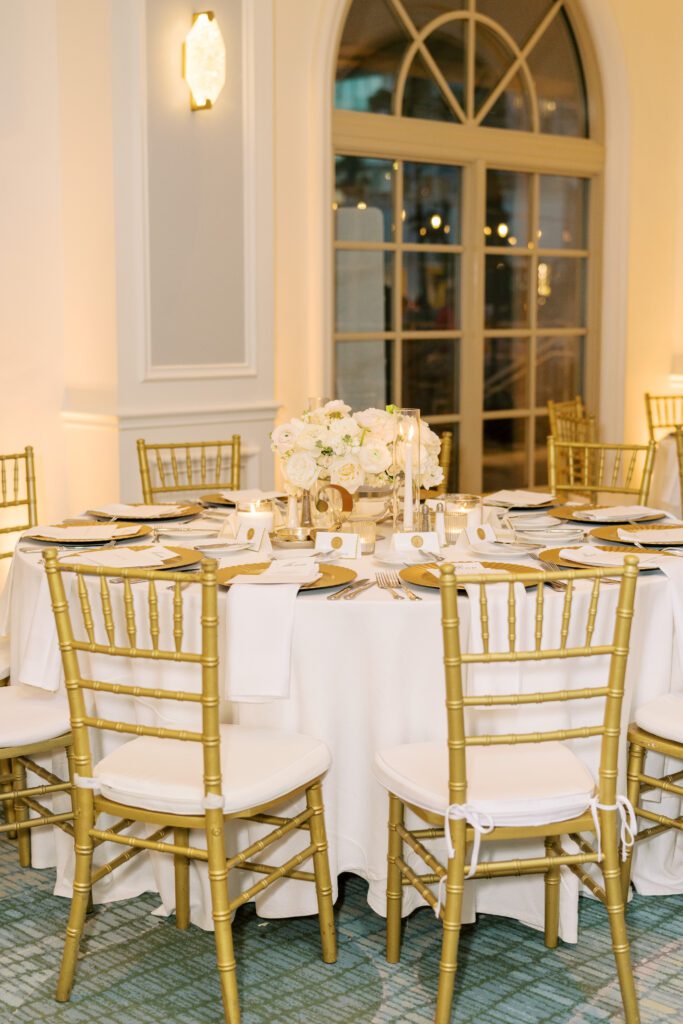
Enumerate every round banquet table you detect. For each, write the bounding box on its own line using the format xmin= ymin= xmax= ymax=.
xmin=2 ymin=538 xmax=683 ymax=941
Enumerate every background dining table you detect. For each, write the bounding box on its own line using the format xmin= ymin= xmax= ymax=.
xmin=2 ymin=523 xmax=683 ymax=943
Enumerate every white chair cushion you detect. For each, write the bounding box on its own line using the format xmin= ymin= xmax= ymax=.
xmin=93 ymin=725 xmax=331 ymax=815
xmin=0 ymin=685 xmax=71 ymax=748
xmin=634 ymin=693 xmax=683 ymax=744
xmin=374 ymin=740 xmax=596 ymax=828
xmin=0 ymin=634 xmax=9 ymax=679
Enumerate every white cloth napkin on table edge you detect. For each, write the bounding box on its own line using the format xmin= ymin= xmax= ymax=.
xmin=225 ymin=561 xmax=320 ymax=701
xmin=558 ymin=545 xmax=662 ymax=569
xmin=91 ymin=503 xmax=187 ymax=517
xmin=578 ymin=505 xmax=666 ymax=522
xmin=58 ymin=545 xmax=173 ymax=569
xmin=484 ymin=490 xmax=555 ymax=507
xmin=218 ymin=489 xmax=282 ymax=503
xmin=617 ymin=525 xmax=683 ymax=544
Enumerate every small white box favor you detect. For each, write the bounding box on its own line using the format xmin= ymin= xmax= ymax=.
xmin=314 ymin=531 xmax=360 ymax=559
xmin=465 ymin=523 xmax=496 ymax=546
xmin=391 ymin=531 xmax=441 ymax=555
xmin=235 ymin=523 xmax=267 ymax=549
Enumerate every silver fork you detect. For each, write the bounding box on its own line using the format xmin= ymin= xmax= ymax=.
xmin=376 ymin=571 xmax=405 ymax=600
xmin=528 ymin=555 xmax=568 ymax=591
xmin=382 ymin=569 xmax=421 ymax=601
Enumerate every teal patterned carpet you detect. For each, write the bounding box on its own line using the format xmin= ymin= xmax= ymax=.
xmin=0 ymin=841 xmax=681 ymax=1023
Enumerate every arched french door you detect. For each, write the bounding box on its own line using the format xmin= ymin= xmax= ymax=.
xmin=332 ymin=0 xmax=604 ymax=492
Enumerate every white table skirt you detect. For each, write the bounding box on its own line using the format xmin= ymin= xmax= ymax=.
xmin=4 ymin=545 xmax=683 ymax=941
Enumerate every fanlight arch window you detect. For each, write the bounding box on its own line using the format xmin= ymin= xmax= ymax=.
xmin=332 ymin=0 xmax=602 ymax=492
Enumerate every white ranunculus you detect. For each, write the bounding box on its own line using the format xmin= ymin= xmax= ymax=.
xmin=323 ymin=400 xmax=352 ymax=417
xmin=421 ymin=463 xmax=444 ymax=490
xmin=421 ymin=424 xmax=442 ymax=454
xmin=354 ymin=407 xmax=392 ymax=433
xmin=329 ymin=454 xmax=364 ymax=494
xmin=296 ymin=424 xmax=326 ymax=450
xmin=271 ymin=420 xmax=303 ymax=453
xmin=358 ymin=440 xmax=391 ymax=475
xmin=284 ymin=451 xmax=319 ymax=490
xmin=328 ymin=415 xmax=360 ymax=439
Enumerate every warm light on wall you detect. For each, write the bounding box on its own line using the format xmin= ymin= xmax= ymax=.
xmin=183 ymin=12 xmax=226 ymax=111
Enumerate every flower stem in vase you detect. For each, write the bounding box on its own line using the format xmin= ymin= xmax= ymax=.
xmin=300 ymin=489 xmax=313 ymax=529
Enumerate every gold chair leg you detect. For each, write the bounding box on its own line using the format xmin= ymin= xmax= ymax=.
xmin=13 ymin=760 xmax=31 ymax=868
xmin=306 ymin=781 xmax=337 ymax=964
xmin=435 ymin=821 xmax=467 ymax=1024
xmin=622 ymin=740 xmax=644 ymax=902
xmin=544 ymin=835 xmax=561 ymax=948
xmin=56 ymin=790 xmax=94 ymax=1002
xmin=600 ymin=810 xmax=641 ymax=1024
xmin=386 ymin=793 xmax=404 ymax=964
xmin=205 ymin=810 xmax=240 ymax=1024
xmin=174 ymin=827 xmax=191 ymax=930
xmin=1 ymin=758 xmax=17 ymax=839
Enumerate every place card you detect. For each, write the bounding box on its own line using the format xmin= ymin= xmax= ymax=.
xmin=391 ymin=531 xmax=441 ymax=555
xmin=465 ymin=523 xmax=497 ymax=546
xmin=314 ymin=531 xmax=360 ymax=559
xmin=235 ymin=523 xmax=268 ymax=549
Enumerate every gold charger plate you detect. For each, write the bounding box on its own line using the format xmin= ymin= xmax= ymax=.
xmin=399 ymin=561 xmax=543 ymax=590
xmin=59 ymin=545 xmax=202 ymax=571
xmin=549 ymin=505 xmax=664 ymax=525
xmin=27 ymin=523 xmax=153 ymax=544
xmin=589 ymin=524 xmax=683 ymax=547
xmin=88 ymin=504 xmax=202 ymax=521
xmin=538 ymin=546 xmax=657 ymax=572
xmin=216 ymin=562 xmax=356 ymax=591
xmin=200 ymin=492 xmax=286 ymax=507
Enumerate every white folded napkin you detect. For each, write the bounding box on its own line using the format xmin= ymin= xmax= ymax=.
xmin=617 ymin=526 xmax=683 ymax=545
xmin=229 ymin=560 xmax=320 ymax=585
xmin=219 ymin=489 xmax=282 ymax=504
xmin=59 ymin=545 xmax=174 ymax=569
xmin=225 ymin=560 xmax=319 ymax=701
xmin=91 ymin=503 xmax=187 ymax=518
xmin=23 ymin=524 xmax=139 ymax=541
xmin=558 ymin=545 xmax=662 ymax=570
xmin=577 ymin=505 xmax=665 ymax=522
xmin=484 ymin=490 xmax=555 ymax=508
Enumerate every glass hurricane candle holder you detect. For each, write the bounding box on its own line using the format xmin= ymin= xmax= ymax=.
xmin=394 ymin=408 xmax=421 ymax=532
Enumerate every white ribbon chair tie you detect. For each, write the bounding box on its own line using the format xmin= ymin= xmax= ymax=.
xmin=436 ymin=803 xmax=495 ymax=917
xmin=73 ymin=774 xmax=102 ymax=794
xmin=589 ymin=795 xmax=637 ymax=863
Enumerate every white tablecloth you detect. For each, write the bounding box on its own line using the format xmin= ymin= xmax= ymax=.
xmin=3 ymin=543 xmax=683 ymax=941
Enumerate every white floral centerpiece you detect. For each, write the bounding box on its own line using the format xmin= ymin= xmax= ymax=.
xmin=271 ymin=400 xmax=443 ymax=495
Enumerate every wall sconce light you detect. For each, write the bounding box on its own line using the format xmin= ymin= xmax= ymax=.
xmin=183 ymin=12 xmax=226 ymax=111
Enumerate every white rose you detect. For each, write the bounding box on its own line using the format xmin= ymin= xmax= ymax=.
xmin=283 ymin=451 xmax=319 ymax=490
xmin=421 ymin=425 xmax=441 ymax=454
xmin=421 ymin=463 xmax=444 ymax=490
xmin=354 ymin=408 xmax=389 ymax=431
xmin=329 ymin=454 xmax=364 ymax=494
xmin=328 ymin=415 xmax=360 ymax=439
xmin=358 ymin=440 xmax=391 ymax=475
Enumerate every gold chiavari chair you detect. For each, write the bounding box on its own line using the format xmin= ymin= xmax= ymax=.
xmin=674 ymin=425 xmax=683 ymax=512
xmin=0 ymin=445 xmax=38 ymax=683
xmin=548 ymin=437 xmax=656 ymax=505
xmin=552 ymin=411 xmax=597 ymax=444
xmin=375 ymin=557 xmax=641 ymax=1024
xmin=420 ymin=430 xmax=453 ymax=499
xmin=44 ymin=552 xmax=336 ymax=1022
xmin=136 ymin=436 xmax=242 ymax=503
xmin=644 ymin=392 xmax=683 ymax=441
xmin=0 ymin=690 xmax=73 ymax=867
xmin=620 ymin=693 xmax=683 ymax=901
xmin=547 ymin=396 xmax=586 ymax=437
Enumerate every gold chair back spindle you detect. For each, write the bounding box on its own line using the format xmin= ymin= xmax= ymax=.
xmin=44 ymin=550 xmax=335 ymax=1021
xmin=136 ymin=436 xmax=242 ymax=503
xmin=382 ymin=556 xmax=641 ymax=1023
xmin=547 ymin=397 xmax=586 ymax=437
xmin=548 ymin=437 xmax=656 ymax=505
xmin=644 ymin=392 xmax=683 ymax=441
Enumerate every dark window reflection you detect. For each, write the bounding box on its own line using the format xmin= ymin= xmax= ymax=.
xmin=485 ymin=256 xmax=530 ymax=328
xmin=403 ymin=253 xmax=460 ymax=330
xmin=403 ymin=339 xmax=460 ymax=416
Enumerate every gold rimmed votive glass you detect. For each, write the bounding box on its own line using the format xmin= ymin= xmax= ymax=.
xmin=438 ymin=494 xmax=482 ymax=543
